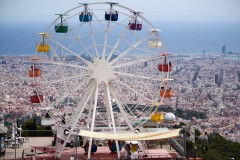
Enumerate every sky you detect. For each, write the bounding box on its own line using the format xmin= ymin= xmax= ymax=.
xmin=0 ymin=0 xmax=240 ymax=23
xmin=0 ymin=0 xmax=240 ymax=55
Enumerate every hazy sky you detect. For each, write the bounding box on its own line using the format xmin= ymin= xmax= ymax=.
xmin=0 ymin=0 xmax=240 ymax=23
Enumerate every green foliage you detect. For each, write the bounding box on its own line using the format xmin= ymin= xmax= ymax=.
xmin=195 ymin=129 xmax=201 ymax=137
xmin=158 ymin=107 xmax=207 ymax=120
xmin=192 ymin=133 xmax=240 ymax=160
xmin=21 ymin=119 xmax=37 ymax=130
xmin=21 ymin=117 xmax=44 ymax=130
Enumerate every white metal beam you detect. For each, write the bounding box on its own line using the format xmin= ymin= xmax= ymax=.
xmin=50 ymin=38 xmax=91 ymax=65
xmin=109 ymin=83 xmax=147 ymax=155
xmin=105 ymin=83 xmax=120 ymax=159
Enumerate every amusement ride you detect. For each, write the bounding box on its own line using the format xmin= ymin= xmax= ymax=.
xmin=27 ymin=2 xmax=179 ymax=159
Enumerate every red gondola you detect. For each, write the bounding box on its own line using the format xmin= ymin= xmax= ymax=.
xmin=30 ymin=95 xmax=43 ymax=103
xmin=129 ymin=19 xmax=142 ymax=31
xmin=158 ymin=54 xmax=172 ymax=72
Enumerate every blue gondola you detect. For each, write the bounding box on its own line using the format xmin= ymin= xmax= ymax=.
xmin=105 ymin=11 xmax=118 ymax=21
xmin=79 ymin=12 xmax=92 ymax=22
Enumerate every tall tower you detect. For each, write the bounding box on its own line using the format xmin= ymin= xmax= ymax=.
xmin=203 ymin=50 xmax=206 ymax=58
xmin=214 ymin=74 xmax=218 ymax=84
xmin=222 ymin=45 xmax=226 ymax=54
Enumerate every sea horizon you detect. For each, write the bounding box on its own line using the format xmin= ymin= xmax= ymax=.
xmin=1 ymin=21 xmax=240 ymax=56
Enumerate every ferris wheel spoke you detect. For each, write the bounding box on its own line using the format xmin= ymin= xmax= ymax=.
xmin=47 ymin=78 xmax=90 ymax=110
xmin=109 ymin=84 xmax=135 ymax=131
xmin=116 ymin=79 xmax=152 ymax=102
xmin=39 ymin=74 xmax=87 ymax=86
xmin=135 ymin=47 xmax=160 ymax=55
xmin=109 ymin=33 xmax=153 ymax=65
xmin=106 ymin=28 xmax=129 ymax=62
xmin=66 ymin=22 xmax=96 ymax=61
xmin=110 ymin=83 xmax=150 ymax=155
xmin=114 ymin=71 xmax=162 ymax=82
xmin=49 ymin=44 xmax=63 ymax=63
xmin=67 ymin=80 xmax=96 ymax=124
xmin=49 ymin=38 xmax=91 ymax=65
xmin=102 ymin=20 xmax=110 ymax=60
xmin=113 ymin=55 xmax=161 ymax=69
xmin=101 ymin=4 xmax=115 ymax=60
xmin=40 ymin=60 xmax=88 ymax=70
xmin=88 ymin=22 xmax=100 ymax=59
xmin=87 ymin=8 xmax=106 ymax=60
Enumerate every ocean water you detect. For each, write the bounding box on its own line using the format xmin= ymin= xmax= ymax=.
xmin=0 ymin=21 xmax=239 ymax=56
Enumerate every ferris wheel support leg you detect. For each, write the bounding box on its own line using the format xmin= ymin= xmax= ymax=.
xmin=87 ymin=84 xmax=99 ymax=159
xmin=55 ymin=81 xmax=96 ymax=159
xmin=87 ymin=99 xmax=94 ymax=128
xmin=105 ymin=83 xmax=121 ymax=159
xmin=109 ymin=84 xmax=147 ymax=156
xmin=104 ymin=84 xmax=112 ymax=126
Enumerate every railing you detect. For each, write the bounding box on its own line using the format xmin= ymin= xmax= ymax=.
xmin=171 ymin=138 xmax=184 ymax=155
xmin=7 ymin=130 xmax=54 ymax=137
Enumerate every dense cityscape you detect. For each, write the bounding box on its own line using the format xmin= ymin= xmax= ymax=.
xmin=0 ymin=50 xmax=239 ymax=143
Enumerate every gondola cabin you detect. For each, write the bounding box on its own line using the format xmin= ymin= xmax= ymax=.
xmin=37 ymin=33 xmax=50 ymax=52
xmin=28 ymin=68 xmax=42 ymax=77
xmin=158 ymin=54 xmax=172 ymax=72
xmin=129 ymin=19 xmax=142 ymax=31
xmin=150 ymin=112 xmax=164 ymax=123
xmin=55 ymin=23 xmax=68 ymax=33
xmin=37 ymin=43 xmax=50 ymax=52
xmin=105 ymin=11 xmax=118 ymax=21
xmin=160 ymin=87 xmax=174 ymax=98
xmin=148 ymin=29 xmax=162 ymax=48
xmin=30 ymin=95 xmax=43 ymax=103
xmin=28 ymin=57 xmax=42 ymax=77
xmin=79 ymin=12 xmax=92 ymax=22
xmin=148 ymin=39 xmax=162 ymax=48
xmin=55 ymin=14 xmax=68 ymax=33
xmin=158 ymin=63 xmax=172 ymax=72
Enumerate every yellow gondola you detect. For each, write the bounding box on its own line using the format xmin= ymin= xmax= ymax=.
xmin=150 ymin=112 xmax=164 ymax=123
xmin=37 ymin=33 xmax=50 ymax=52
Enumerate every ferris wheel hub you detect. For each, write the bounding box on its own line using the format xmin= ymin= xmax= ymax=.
xmin=89 ymin=59 xmax=116 ymax=84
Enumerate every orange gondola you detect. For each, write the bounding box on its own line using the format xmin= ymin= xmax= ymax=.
xmin=28 ymin=69 xmax=42 ymax=77
xmin=28 ymin=57 xmax=42 ymax=77
xmin=160 ymin=87 xmax=174 ymax=98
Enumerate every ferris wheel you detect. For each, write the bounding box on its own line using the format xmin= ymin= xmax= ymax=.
xmin=28 ymin=2 xmax=174 ymax=159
